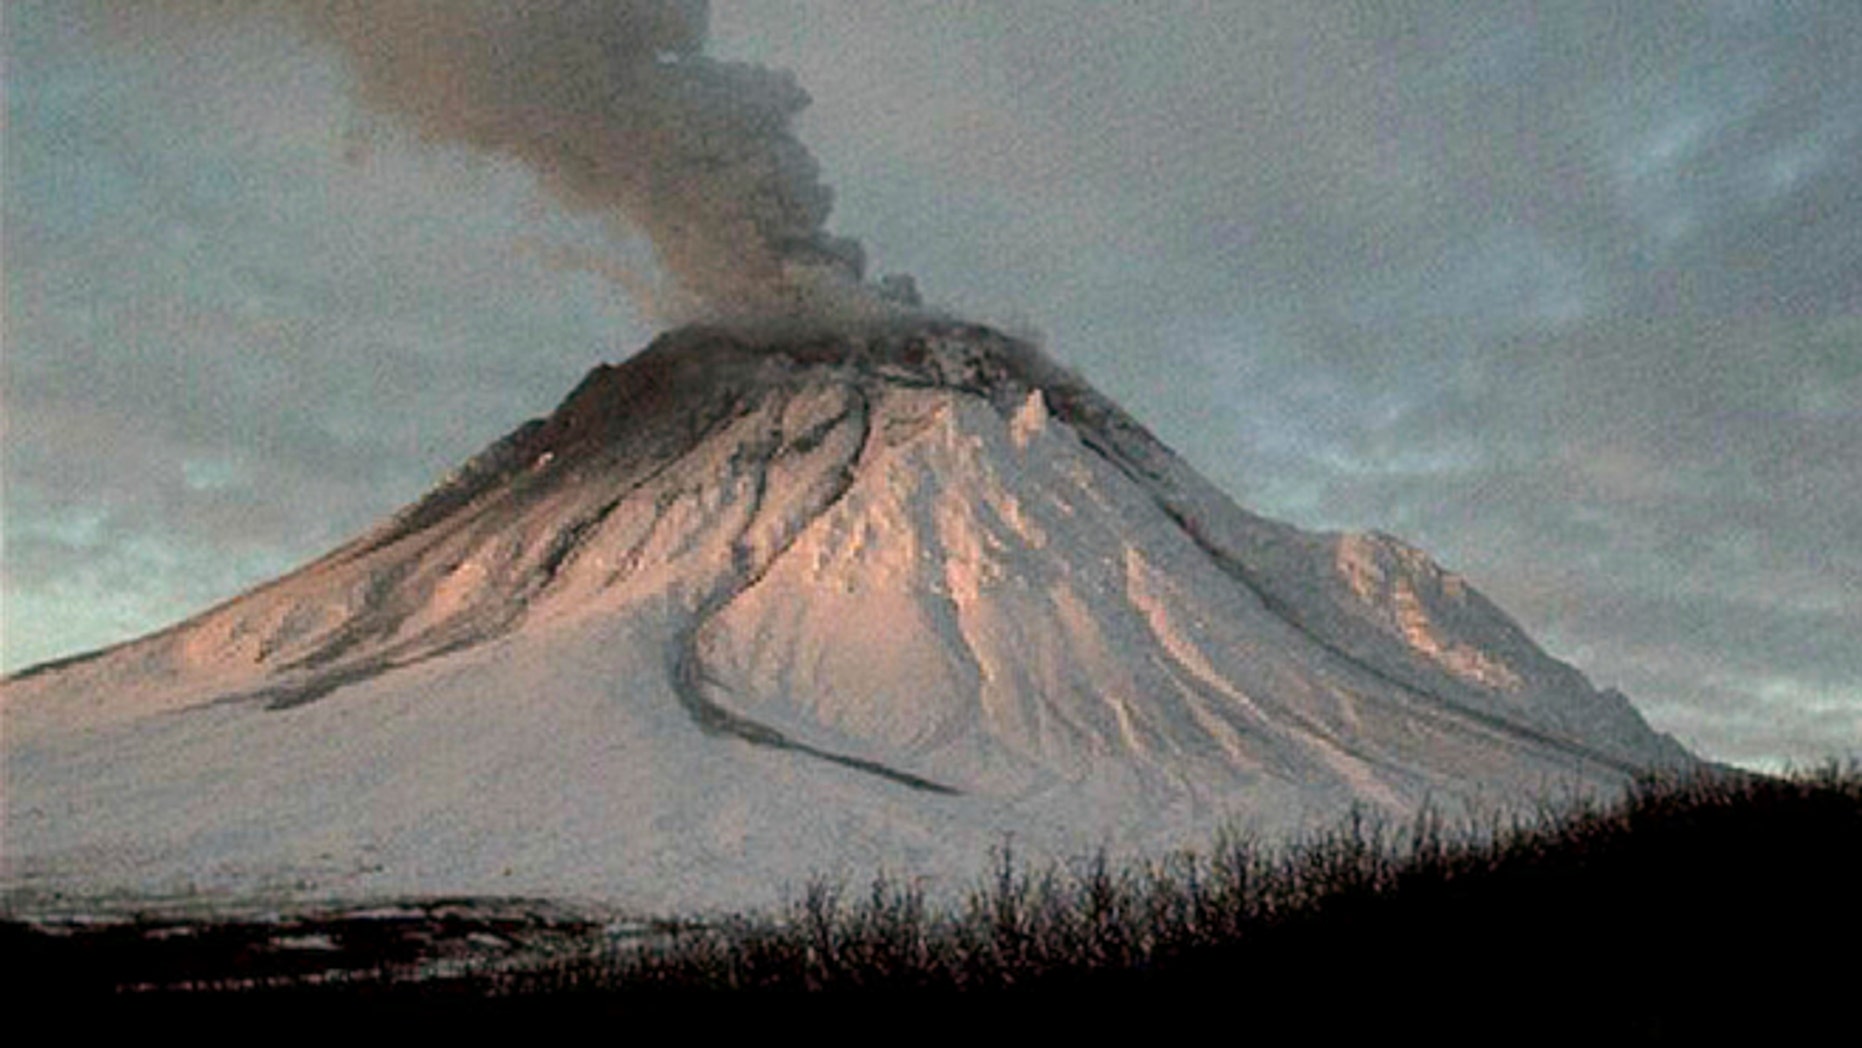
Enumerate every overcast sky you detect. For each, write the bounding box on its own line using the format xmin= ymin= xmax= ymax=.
xmin=4 ymin=1 xmax=1857 ymax=772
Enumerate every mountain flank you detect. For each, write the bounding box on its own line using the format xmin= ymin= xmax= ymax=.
xmin=3 ymin=322 xmax=1691 ymax=915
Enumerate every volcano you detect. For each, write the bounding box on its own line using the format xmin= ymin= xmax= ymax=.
xmin=3 ymin=322 xmax=1692 ymax=915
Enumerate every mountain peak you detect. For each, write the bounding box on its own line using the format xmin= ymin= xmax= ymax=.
xmin=3 ymin=321 xmax=1693 ymax=914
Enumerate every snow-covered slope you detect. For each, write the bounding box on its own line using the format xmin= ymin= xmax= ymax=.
xmin=2 ymin=323 xmax=1692 ymax=915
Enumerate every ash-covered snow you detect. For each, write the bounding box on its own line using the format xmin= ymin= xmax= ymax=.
xmin=2 ymin=323 xmax=1694 ymax=918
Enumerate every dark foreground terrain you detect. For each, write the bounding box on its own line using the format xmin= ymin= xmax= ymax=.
xmin=8 ymin=765 xmax=1856 ymax=1035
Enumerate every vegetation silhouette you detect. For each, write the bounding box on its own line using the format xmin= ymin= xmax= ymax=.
xmin=10 ymin=762 xmax=1856 ymax=1034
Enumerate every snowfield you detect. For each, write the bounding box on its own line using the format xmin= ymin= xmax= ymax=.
xmin=3 ymin=323 xmax=1693 ymax=917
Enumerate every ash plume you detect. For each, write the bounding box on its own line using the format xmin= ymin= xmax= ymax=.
xmin=123 ymin=1 xmax=919 ymax=328
xmin=302 ymin=0 xmax=916 ymax=327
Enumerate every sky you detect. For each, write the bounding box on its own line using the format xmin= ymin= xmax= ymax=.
xmin=3 ymin=1 xmax=1857 ymax=773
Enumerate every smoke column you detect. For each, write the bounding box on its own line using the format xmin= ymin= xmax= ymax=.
xmin=126 ymin=1 xmax=912 ymax=327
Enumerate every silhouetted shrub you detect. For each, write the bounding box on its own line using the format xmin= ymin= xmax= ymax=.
xmin=11 ymin=762 xmax=1857 ymax=1035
